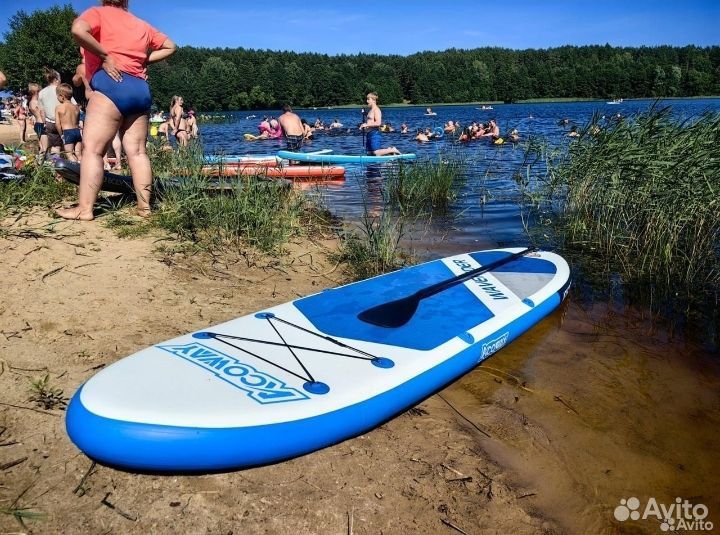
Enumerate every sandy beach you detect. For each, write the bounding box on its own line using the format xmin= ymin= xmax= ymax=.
xmin=0 ymin=121 xmax=554 ymax=533
xmin=0 ymin=122 xmax=29 ymax=147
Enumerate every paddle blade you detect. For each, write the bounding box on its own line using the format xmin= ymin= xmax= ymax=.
xmin=357 ymin=295 xmax=420 ymax=328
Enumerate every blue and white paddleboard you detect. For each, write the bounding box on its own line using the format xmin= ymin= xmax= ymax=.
xmin=66 ymin=248 xmax=570 ymax=471
xmin=277 ymin=150 xmax=416 ymax=164
xmin=205 ymin=149 xmax=333 ymax=165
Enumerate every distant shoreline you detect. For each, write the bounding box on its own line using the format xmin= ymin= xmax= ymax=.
xmin=248 ymin=95 xmax=720 ymax=113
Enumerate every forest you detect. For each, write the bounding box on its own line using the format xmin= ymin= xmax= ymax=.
xmin=2 ymin=5 xmax=719 ymax=110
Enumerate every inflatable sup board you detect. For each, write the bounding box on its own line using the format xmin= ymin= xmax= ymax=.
xmin=54 ymin=159 xmax=290 ymax=193
xmin=204 ymin=149 xmax=332 ymax=165
xmin=201 ymin=165 xmax=345 ymax=180
xmin=277 ymin=150 xmax=417 ymax=164
xmin=66 ymin=247 xmax=570 ymax=471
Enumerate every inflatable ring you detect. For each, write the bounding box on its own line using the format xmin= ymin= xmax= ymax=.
xmin=433 ymin=127 xmax=445 ymax=139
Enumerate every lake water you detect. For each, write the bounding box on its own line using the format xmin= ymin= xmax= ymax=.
xmin=199 ymin=98 xmax=720 ymax=248
xmin=198 ymin=99 xmax=720 ymax=532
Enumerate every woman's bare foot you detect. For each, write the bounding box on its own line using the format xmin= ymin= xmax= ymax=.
xmin=55 ymin=206 xmax=94 ymax=221
xmin=136 ymin=207 xmax=151 ymax=219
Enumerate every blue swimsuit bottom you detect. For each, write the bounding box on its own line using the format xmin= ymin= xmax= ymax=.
xmin=365 ymin=129 xmax=382 ymax=154
xmin=91 ymin=70 xmax=152 ymax=116
xmin=62 ymin=128 xmax=82 ymax=145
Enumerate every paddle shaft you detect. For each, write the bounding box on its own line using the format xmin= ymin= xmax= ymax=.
xmin=361 ymin=108 xmax=367 ymax=151
xmin=413 ymin=247 xmax=537 ymax=301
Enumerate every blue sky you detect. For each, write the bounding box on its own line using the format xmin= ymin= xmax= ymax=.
xmin=2 ymin=1 xmax=718 ymax=55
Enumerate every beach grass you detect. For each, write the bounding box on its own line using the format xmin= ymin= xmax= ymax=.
xmin=87 ymin=142 xmax=310 ymax=253
xmin=0 ymin=163 xmax=75 ymax=223
xmin=151 ymin=175 xmax=306 ymax=253
xmin=0 ymin=506 xmax=46 ymax=529
xmin=532 ymin=107 xmax=720 ymax=291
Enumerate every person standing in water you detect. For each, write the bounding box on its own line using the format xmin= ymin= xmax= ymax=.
xmin=277 ymin=104 xmax=305 ymax=150
xmin=359 ymin=92 xmax=400 ymax=156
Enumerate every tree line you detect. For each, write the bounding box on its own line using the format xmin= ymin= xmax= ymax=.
xmin=2 ymin=5 xmax=719 ymax=111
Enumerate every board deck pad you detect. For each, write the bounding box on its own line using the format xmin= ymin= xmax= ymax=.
xmin=66 ymin=248 xmax=570 ymax=471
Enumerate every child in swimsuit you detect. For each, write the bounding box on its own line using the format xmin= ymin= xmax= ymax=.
xmin=27 ymin=83 xmax=47 ymax=155
xmin=55 ymin=83 xmax=83 ymax=162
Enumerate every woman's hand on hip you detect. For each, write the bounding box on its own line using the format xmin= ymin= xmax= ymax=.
xmin=102 ymin=57 xmax=123 ymax=82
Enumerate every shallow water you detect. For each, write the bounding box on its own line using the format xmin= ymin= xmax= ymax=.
xmin=442 ymin=299 xmax=720 ymax=532
xmin=199 ymin=99 xmax=720 ymax=531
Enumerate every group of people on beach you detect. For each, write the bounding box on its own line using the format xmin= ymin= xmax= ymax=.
xmin=2 ymin=74 xmax=196 ymax=170
xmin=150 ymin=97 xmax=198 ymax=147
xmin=0 ymin=0 xmax=181 ymax=220
xmin=1 ymin=68 xmax=86 ymax=163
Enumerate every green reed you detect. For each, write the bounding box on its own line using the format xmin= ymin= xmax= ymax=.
xmin=336 ymin=208 xmax=408 ymax=280
xmin=536 ymin=107 xmax=720 ymax=290
xmin=98 ymin=142 xmax=310 ymax=253
xmin=385 ymin=157 xmax=466 ymax=214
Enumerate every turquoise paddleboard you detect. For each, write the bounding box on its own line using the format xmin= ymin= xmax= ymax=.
xmin=277 ymin=150 xmax=416 ymax=164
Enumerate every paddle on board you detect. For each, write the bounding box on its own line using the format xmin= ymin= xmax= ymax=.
xmin=357 ymin=246 xmax=538 ymax=328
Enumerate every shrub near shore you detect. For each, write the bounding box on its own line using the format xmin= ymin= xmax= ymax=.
xmin=534 ymin=107 xmax=720 ymax=292
xmin=137 ymin=142 xmax=313 ymax=253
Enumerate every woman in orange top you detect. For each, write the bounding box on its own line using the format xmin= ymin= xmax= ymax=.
xmin=57 ymin=0 xmax=176 ymax=220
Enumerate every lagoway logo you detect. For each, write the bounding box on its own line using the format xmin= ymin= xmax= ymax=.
xmin=614 ymin=497 xmax=713 ymax=532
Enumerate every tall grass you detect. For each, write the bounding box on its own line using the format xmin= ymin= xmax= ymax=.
xmin=538 ymin=107 xmax=720 ymax=290
xmin=385 ymin=158 xmax=466 ymax=214
xmin=152 ymin=175 xmax=306 ymax=253
xmin=133 ymin=141 xmax=307 ymax=253
xmin=0 ymin=164 xmax=75 ymax=222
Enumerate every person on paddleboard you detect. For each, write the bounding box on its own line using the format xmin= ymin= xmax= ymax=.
xmin=359 ymin=92 xmax=401 ymax=156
